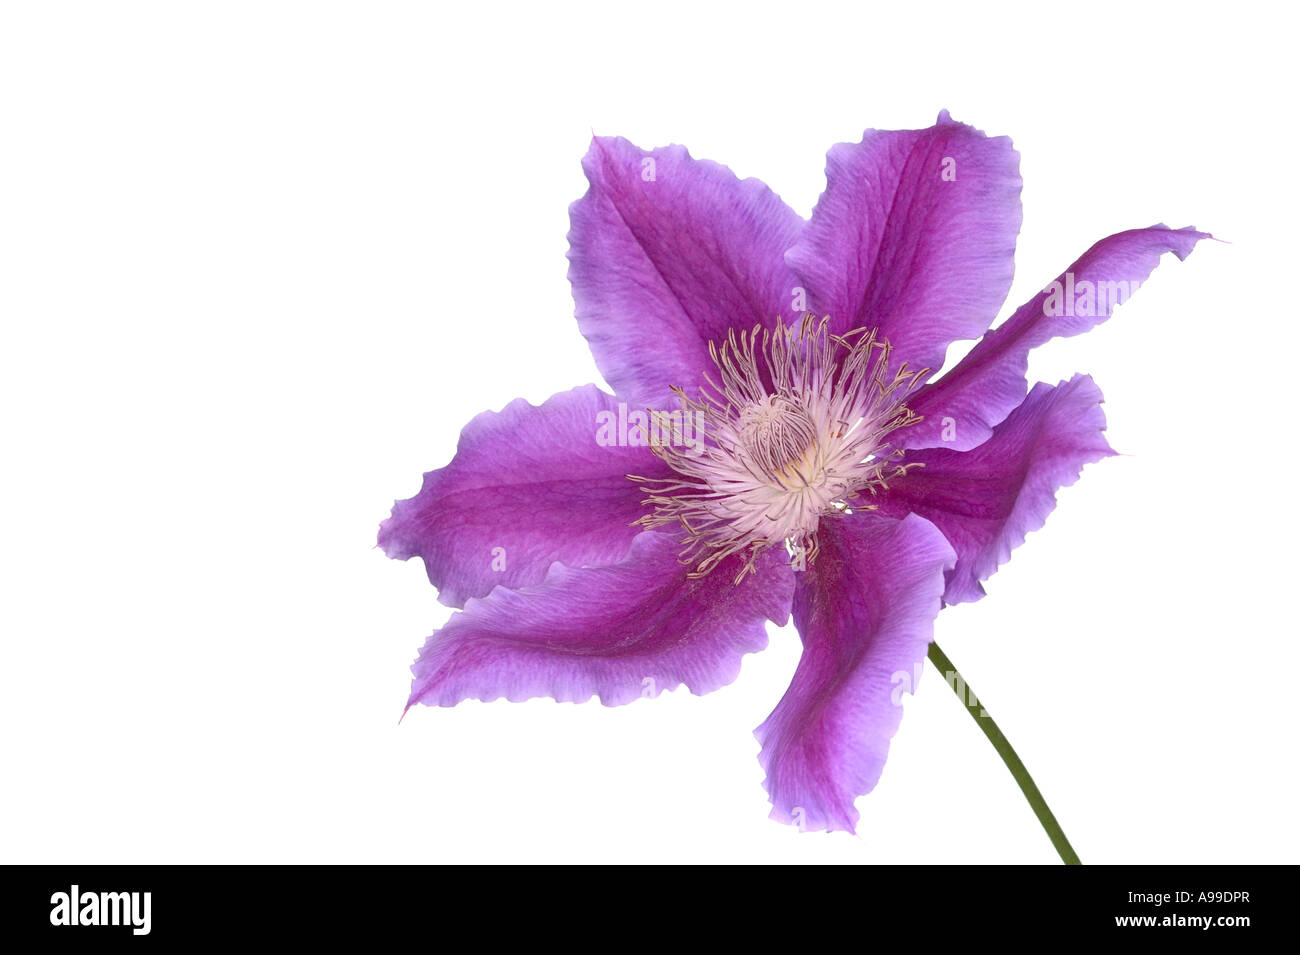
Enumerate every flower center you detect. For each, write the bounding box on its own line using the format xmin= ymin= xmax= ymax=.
xmin=631 ymin=314 xmax=926 ymax=581
xmin=738 ymin=395 xmax=821 ymax=488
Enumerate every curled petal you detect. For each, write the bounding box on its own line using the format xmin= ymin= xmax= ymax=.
xmin=379 ymin=385 xmax=670 ymax=608
xmin=567 ymin=136 xmax=803 ymax=407
xmin=755 ymin=513 xmax=955 ymax=833
xmin=786 ymin=110 xmax=1022 ymax=375
xmin=883 ymin=375 xmax=1114 ymax=605
xmin=406 ymin=531 xmax=794 ymax=709
xmin=900 ymin=225 xmax=1209 ymax=450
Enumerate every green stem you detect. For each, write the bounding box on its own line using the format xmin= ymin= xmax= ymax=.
xmin=927 ymin=641 xmax=1081 ymax=865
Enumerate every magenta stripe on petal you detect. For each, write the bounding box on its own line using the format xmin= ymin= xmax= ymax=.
xmin=899 ymin=225 xmax=1209 ymax=451
xmin=567 ymin=136 xmax=803 ymax=407
xmin=378 ymin=384 xmax=671 ymax=608
xmin=883 ymin=375 xmax=1114 ymax=605
xmin=786 ymin=110 xmax=1022 ymax=377
xmin=406 ymin=531 xmax=794 ymax=709
xmin=755 ymin=513 xmax=955 ymax=833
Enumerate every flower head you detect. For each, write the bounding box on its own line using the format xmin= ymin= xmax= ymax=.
xmin=380 ymin=111 xmax=1207 ymax=832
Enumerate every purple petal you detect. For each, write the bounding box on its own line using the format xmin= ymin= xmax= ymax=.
xmin=379 ymin=384 xmax=671 ymax=609
xmin=882 ymin=375 xmax=1114 ymax=605
xmin=406 ymin=531 xmax=794 ymax=708
xmin=786 ymin=110 xmax=1022 ymax=375
xmin=755 ymin=513 xmax=955 ymax=833
xmin=900 ymin=225 xmax=1210 ymax=451
xmin=567 ymin=136 xmax=803 ymax=407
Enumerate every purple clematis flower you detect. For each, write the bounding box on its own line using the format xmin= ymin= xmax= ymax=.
xmin=380 ymin=111 xmax=1207 ymax=833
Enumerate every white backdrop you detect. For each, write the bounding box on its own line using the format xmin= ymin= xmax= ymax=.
xmin=2 ymin=1 xmax=1296 ymax=864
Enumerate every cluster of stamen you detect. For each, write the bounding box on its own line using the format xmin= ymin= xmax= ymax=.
xmin=631 ymin=314 xmax=927 ymax=582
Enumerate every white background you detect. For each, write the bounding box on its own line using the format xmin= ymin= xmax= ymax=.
xmin=2 ymin=1 xmax=1297 ymax=864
